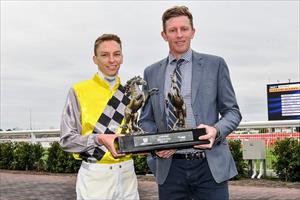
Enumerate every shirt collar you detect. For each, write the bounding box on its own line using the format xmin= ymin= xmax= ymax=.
xmin=168 ymin=48 xmax=193 ymax=65
xmin=93 ymin=72 xmax=120 ymax=90
xmin=97 ymin=70 xmax=117 ymax=82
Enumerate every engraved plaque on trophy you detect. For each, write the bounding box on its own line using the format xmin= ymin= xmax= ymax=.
xmin=117 ymin=128 xmax=209 ymax=153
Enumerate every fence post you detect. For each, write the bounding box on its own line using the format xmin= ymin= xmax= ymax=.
xmin=30 ymin=132 xmax=36 ymax=144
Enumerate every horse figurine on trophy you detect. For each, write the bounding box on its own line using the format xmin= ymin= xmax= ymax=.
xmin=121 ymin=76 xmax=158 ymax=135
xmin=167 ymin=74 xmax=187 ymax=130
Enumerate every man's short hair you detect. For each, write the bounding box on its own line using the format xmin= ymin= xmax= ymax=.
xmin=94 ymin=34 xmax=122 ymax=56
xmin=162 ymin=6 xmax=194 ymax=32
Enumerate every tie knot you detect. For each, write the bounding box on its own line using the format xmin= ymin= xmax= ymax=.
xmin=177 ymin=59 xmax=185 ymax=67
xmin=172 ymin=58 xmax=185 ymax=67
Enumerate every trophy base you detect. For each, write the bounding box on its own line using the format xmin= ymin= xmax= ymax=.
xmin=117 ymin=128 xmax=209 ymax=153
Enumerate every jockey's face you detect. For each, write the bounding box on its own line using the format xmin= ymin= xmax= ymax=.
xmin=93 ymin=40 xmax=123 ymax=77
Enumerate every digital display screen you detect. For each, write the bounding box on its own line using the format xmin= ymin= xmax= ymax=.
xmin=267 ymin=82 xmax=300 ymax=120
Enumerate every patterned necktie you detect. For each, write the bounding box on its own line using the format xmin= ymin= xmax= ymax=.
xmin=167 ymin=59 xmax=185 ymax=130
xmin=174 ymin=59 xmax=184 ymax=89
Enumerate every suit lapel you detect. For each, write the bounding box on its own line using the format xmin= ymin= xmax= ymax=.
xmin=157 ymin=58 xmax=168 ymax=118
xmin=191 ymin=51 xmax=204 ymax=107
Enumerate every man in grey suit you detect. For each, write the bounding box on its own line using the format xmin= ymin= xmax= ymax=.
xmin=139 ymin=6 xmax=242 ymax=200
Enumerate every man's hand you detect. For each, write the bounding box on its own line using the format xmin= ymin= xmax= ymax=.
xmin=155 ymin=149 xmax=176 ymax=158
xmin=97 ymin=134 xmax=125 ymax=158
xmin=194 ymin=124 xmax=218 ymax=149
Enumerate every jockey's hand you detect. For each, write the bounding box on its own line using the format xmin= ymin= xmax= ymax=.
xmin=97 ymin=134 xmax=125 ymax=158
xmin=155 ymin=149 xmax=176 ymax=158
xmin=193 ymin=124 xmax=218 ymax=149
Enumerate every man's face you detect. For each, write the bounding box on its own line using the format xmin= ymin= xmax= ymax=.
xmin=162 ymin=16 xmax=195 ymax=58
xmin=93 ymin=40 xmax=123 ymax=77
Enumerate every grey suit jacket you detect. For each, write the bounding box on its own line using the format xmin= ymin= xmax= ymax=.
xmin=139 ymin=51 xmax=242 ymax=185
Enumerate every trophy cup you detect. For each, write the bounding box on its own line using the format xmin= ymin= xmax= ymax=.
xmin=117 ymin=75 xmax=209 ymax=153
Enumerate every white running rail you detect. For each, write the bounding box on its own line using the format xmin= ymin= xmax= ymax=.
xmin=0 ymin=120 xmax=299 ymax=146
